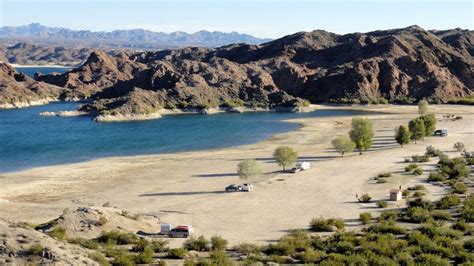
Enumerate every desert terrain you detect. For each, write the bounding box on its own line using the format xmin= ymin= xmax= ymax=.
xmin=0 ymin=104 xmax=473 ymax=250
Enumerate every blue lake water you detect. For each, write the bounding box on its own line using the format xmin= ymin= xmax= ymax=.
xmin=15 ymin=66 xmax=71 ymax=78
xmin=0 ymin=102 xmax=371 ymax=173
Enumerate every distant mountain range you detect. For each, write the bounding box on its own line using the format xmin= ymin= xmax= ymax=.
xmin=0 ymin=23 xmax=272 ymax=49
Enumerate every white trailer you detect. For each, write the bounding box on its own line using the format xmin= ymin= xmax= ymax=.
xmin=296 ymin=162 xmax=311 ymax=170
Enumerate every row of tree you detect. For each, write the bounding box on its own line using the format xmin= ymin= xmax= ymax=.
xmin=237 ymin=146 xmax=299 ymax=179
xmin=332 ymin=117 xmax=374 ymax=157
xmin=395 ymin=113 xmax=436 ymax=146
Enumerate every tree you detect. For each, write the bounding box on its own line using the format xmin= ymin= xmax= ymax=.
xmin=395 ymin=125 xmax=411 ymax=147
xmin=408 ymin=118 xmax=425 ymax=143
xmin=331 ymin=136 xmax=356 ymax=157
xmin=273 ymin=146 xmax=298 ymax=171
xmin=419 ymin=113 xmax=436 ymax=136
xmin=349 ymin=117 xmax=374 ymax=155
xmin=418 ymin=99 xmax=428 ymax=114
xmin=237 ymin=159 xmax=261 ymax=180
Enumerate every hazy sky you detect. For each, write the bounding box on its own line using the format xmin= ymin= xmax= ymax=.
xmin=1 ymin=0 xmax=472 ymax=38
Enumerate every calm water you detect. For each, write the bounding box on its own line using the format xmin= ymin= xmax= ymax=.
xmin=0 ymin=102 xmax=371 ymax=172
xmin=15 ymin=66 xmax=71 ymax=78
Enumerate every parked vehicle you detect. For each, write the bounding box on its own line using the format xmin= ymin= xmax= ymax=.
xmin=434 ymin=128 xmax=448 ymax=137
xmin=241 ymin=183 xmax=253 ymax=192
xmin=290 ymin=161 xmax=311 ymax=173
xmin=225 ymin=184 xmax=242 ymax=192
xmin=168 ymin=225 xmax=193 ymax=238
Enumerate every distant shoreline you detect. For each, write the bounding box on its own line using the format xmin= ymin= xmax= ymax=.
xmin=11 ymin=63 xmax=75 ymax=68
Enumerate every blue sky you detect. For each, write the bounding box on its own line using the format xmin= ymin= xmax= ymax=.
xmin=0 ymin=0 xmax=472 ymax=38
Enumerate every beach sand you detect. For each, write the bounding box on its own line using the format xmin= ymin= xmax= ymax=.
xmin=0 ymin=104 xmax=473 ymax=246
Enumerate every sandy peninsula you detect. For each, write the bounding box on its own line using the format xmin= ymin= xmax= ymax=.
xmin=0 ymin=104 xmax=473 ymax=247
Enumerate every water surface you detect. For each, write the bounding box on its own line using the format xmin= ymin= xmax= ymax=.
xmin=15 ymin=66 xmax=71 ymax=78
xmin=0 ymin=102 xmax=371 ymax=173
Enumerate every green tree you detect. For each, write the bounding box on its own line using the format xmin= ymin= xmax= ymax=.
xmin=237 ymin=159 xmax=261 ymax=180
xmin=395 ymin=125 xmax=411 ymax=147
xmin=419 ymin=113 xmax=436 ymax=136
xmin=349 ymin=117 xmax=374 ymax=155
xmin=331 ymin=136 xmax=356 ymax=157
xmin=408 ymin=118 xmax=425 ymax=143
xmin=418 ymin=99 xmax=428 ymax=114
xmin=273 ymin=146 xmax=298 ymax=171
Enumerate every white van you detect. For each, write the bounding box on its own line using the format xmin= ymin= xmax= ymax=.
xmin=241 ymin=183 xmax=253 ymax=192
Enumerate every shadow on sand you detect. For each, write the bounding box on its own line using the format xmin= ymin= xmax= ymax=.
xmin=140 ymin=191 xmax=227 ymax=197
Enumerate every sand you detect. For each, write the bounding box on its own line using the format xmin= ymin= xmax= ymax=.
xmin=0 ymin=104 xmax=473 ymax=247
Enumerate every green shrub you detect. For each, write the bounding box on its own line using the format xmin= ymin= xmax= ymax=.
xmin=150 ymin=239 xmax=168 ymax=252
xmin=134 ymin=246 xmax=154 ymax=264
xmin=233 ymin=242 xmax=260 ymax=255
xmin=208 ymin=250 xmax=233 ymax=265
xmin=431 ymin=210 xmax=452 ymax=221
xmin=97 ymin=230 xmax=139 ymax=245
xmin=358 ymin=193 xmax=371 ymax=203
xmin=464 ymin=238 xmax=474 ymax=250
xmin=183 ymin=235 xmax=210 ymax=251
xmin=168 ymin=248 xmax=188 ymax=259
xmin=413 ymin=167 xmax=423 ymax=175
xmin=425 ymin=145 xmax=443 ymax=157
xmin=377 ymin=210 xmax=399 ymax=222
xmin=363 ymin=222 xmax=406 ymax=234
xmin=405 ymin=163 xmax=418 ymax=172
xmin=408 ymin=185 xmax=426 ymax=191
xmin=428 ymin=172 xmax=446 ymax=182
xmin=377 ymin=200 xmax=388 ymax=208
xmin=47 ymin=226 xmax=67 ymax=240
xmin=28 ymin=243 xmax=44 ymax=256
xmin=413 ymin=191 xmax=426 ymax=197
xmin=211 ymin=235 xmax=228 ymax=251
xmin=415 ymin=254 xmax=450 ymax=266
xmin=309 ymin=217 xmax=345 ymax=232
xmin=405 ymin=207 xmax=430 ymax=223
xmin=377 ymin=172 xmax=392 ymax=178
xmin=407 ymin=197 xmax=434 ymax=210
xmin=439 ymin=157 xmax=469 ymax=179
xmin=68 ymin=237 xmax=100 ymax=250
xmin=412 ymin=155 xmax=430 ymax=163
xmin=452 ymin=219 xmax=471 ymax=233
xmin=375 ymin=177 xmax=387 ymax=183
xmin=359 ymin=212 xmax=372 ymax=225
xmin=112 ymin=249 xmax=134 ymax=266
xmin=89 ymin=252 xmax=111 ymax=266
xmin=452 ymin=182 xmax=467 ymax=194
xmin=437 ymin=194 xmax=461 ymax=209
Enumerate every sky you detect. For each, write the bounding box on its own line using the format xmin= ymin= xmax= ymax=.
xmin=0 ymin=0 xmax=472 ymax=38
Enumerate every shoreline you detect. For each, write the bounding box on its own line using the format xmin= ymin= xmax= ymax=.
xmin=11 ymin=63 xmax=76 ymax=68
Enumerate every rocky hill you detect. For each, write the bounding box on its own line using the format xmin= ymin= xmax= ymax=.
xmin=34 ymin=26 xmax=473 ymax=119
xmin=0 ymin=62 xmax=64 ymax=108
xmin=0 ymin=23 xmax=271 ymax=49
xmin=1 ymin=42 xmax=92 ymax=66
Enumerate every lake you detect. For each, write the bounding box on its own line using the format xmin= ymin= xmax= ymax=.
xmin=15 ymin=66 xmax=71 ymax=78
xmin=0 ymin=102 xmax=372 ymax=173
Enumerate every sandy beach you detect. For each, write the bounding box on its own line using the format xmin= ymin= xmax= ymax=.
xmin=0 ymin=104 xmax=473 ymax=246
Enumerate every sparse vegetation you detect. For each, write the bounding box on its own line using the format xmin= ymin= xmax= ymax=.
xmin=47 ymin=226 xmax=67 ymax=240
xmin=359 ymin=212 xmax=372 ymax=224
xmin=349 ymin=117 xmax=374 ymax=154
xmin=377 ymin=200 xmax=388 ymax=208
xmin=28 ymin=243 xmax=44 ymax=256
xmin=358 ymin=193 xmax=371 ymax=203
xmin=168 ymin=248 xmax=188 ymax=259
xmin=310 ymin=217 xmax=345 ymax=232
xmin=183 ymin=235 xmax=211 ymax=251
xmin=454 ymin=141 xmax=465 ymax=152
xmin=273 ymin=146 xmax=298 ymax=171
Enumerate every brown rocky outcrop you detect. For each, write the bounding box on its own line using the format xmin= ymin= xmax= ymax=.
xmin=36 ymin=26 xmax=474 ymax=117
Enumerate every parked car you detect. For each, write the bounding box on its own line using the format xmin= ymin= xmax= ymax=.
xmin=289 ymin=167 xmax=301 ymax=173
xmin=241 ymin=183 xmax=253 ymax=192
xmin=168 ymin=225 xmax=193 ymax=238
xmin=434 ymin=128 xmax=448 ymax=137
xmin=290 ymin=161 xmax=311 ymax=173
xmin=225 ymin=184 xmax=242 ymax=192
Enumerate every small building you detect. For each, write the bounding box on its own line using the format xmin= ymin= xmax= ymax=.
xmin=389 ymin=188 xmax=402 ymax=201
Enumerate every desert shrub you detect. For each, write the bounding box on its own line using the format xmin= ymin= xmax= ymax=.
xmin=413 ymin=191 xmax=426 ymax=197
xmin=405 ymin=163 xmax=418 ymax=172
xmin=28 ymin=243 xmax=44 ymax=256
xmin=98 ymin=215 xmax=108 ymax=226
xmin=210 ymin=235 xmax=228 ymax=251
xmin=68 ymin=237 xmax=100 ymax=250
xmin=97 ymin=230 xmax=139 ymax=245
xmin=363 ymin=222 xmax=406 ymax=234
xmin=358 ymin=193 xmax=371 ymax=203
xmin=168 ymin=248 xmax=188 ymax=259
xmin=402 ymin=190 xmax=410 ymax=197
xmin=412 ymin=155 xmax=430 ymax=163
xmin=134 ymin=246 xmax=154 ymax=264
xmin=408 ymin=185 xmax=426 ymax=191
xmin=413 ymin=167 xmax=423 ymax=175
xmin=377 ymin=200 xmax=388 ymax=208
xmin=431 ymin=210 xmax=452 ymax=221
xmin=452 ymin=182 xmax=467 ymax=194
xmin=375 ymin=177 xmax=387 ymax=183
xmin=452 ymin=219 xmax=471 ymax=233
xmin=418 ymin=225 xmax=463 ymax=239
xmin=405 ymin=207 xmax=430 ymax=223
xmin=407 ymin=197 xmax=434 ymax=210
xmin=233 ymin=242 xmax=261 ymax=255
xmin=150 ymin=239 xmax=168 ymax=252
xmin=425 ymin=145 xmax=443 ymax=157
xmin=454 ymin=252 xmax=474 ymax=264
xmin=89 ymin=252 xmax=111 ymax=266
xmin=208 ymin=250 xmax=233 ymax=265
xmin=112 ymin=249 xmax=134 ymax=266
xmin=439 ymin=157 xmax=469 ymax=179
xmin=131 ymin=238 xmax=150 ymax=252
xmin=453 ymin=141 xmax=465 ymax=152
xmin=377 ymin=172 xmax=392 ymax=178
xmin=428 ymin=172 xmax=446 ymax=182
xmin=359 ymin=212 xmax=372 ymax=225
xmin=464 ymin=238 xmax=474 ymax=250
xmin=47 ymin=226 xmax=67 ymax=240
xmin=183 ymin=235 xmax=211 ymax=251
xmin=415 ymin=254 xmax=450 ymax=265
xmin=310 ymin=217 xmax=344 ymax=232
xmin=294 ymin=248 xmax=325 ymax=264
xmin=377 ymin=210 xmax=399 ymax=222
xmin=466 ymin=158 xmax=474 ymax=165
